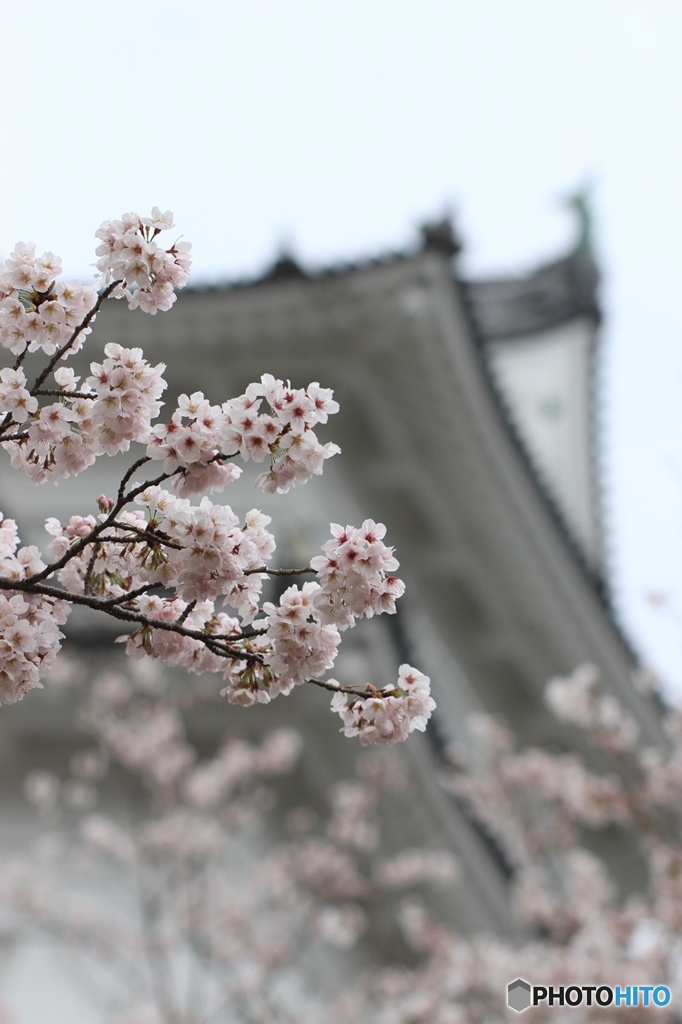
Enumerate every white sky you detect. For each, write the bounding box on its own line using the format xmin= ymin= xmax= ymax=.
xmin=1 ymin=0 xmax=681 ymax=691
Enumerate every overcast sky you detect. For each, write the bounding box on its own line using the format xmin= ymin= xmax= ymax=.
xmin=2 ymin=0 xmax=681 ymax=690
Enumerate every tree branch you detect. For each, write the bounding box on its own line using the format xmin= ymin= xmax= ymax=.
xmin=30 ymin=279 xmax=121 ymax=394
xmin=244 ymin=566 xmax=314 ymax=577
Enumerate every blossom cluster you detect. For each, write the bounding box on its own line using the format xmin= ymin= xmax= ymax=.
xmin=0 ymin=514 xmax=70 ymax=704
xmin=545 ymin=664 xmax=640 ymax=750
xmin=4 ymin=390 xmax=99 ymax=483
xmin=330 ymin=665 xmax=436 ymax=745
xmin=137 ymin=487 xmax=275 ymax=616
xmin=95 ymin=207 xmax=191 ymax=314
xmin=3 ymin=645 xmax=680 ymax=1024
xmin=42 ymin=493 xmax=431 ymax=743
xmin=86 ymin=343 xmax=167 ymax=455
xmin=0 ymin=210 xmax=432 ymax=745
xmin=122 ymin=596 xmax=244 ymax=679
xmin=263 ymin=581 xmax=342 ymax=694
xmin=0 ymin=367 xmax=37 ymax=422
xmin=41 ymin=487 xmax=429 ymax=740
xmin=2 ymin=345 xmax=169 ymax=484
xmin=0 ymin=664 xmax=455 ymax=1021
xmin=0 ymin=243 xmax=97 ymax=357
xmin=45 ymin=487 xmax=274 ymax=622
xmin=221 ymin=373 xmax=341 ymax=494
xmin=143 ymin=374 xmax=341 ymax=499
xmin=145 ymin=390 xmax=243 ymax=497
xmin=311 ymin=520 xmax=406 ymax=629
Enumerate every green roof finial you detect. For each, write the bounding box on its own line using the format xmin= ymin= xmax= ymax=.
xmin=561 ymin=184 xmax=594 ymax=252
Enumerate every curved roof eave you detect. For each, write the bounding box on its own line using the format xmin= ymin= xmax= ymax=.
xmin=463 ymin=246 xmax=601 ymax=341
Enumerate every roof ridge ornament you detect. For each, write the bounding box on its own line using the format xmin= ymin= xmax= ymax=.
xmin=419 ymin=216 xmax=461 ymax=257
xmin=561 ymin=183 xmax=595 ymax=254
xmin=260 ymin=247 xmax=308 ymax=283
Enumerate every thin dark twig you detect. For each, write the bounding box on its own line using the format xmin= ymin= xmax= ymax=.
xmin=244 ymin=566 xmax=314 ymax=577
xmin=33 ymin=389 xmax=93 ymax=399
xmin=99 ymin=584 xmax=161 ymax=608
xmin=83 ymin=546 xmax=100 ymax=596
xmin=121 ymin=465 xmax=186 ymax=505
xmin=23 ymin=463 xmax=183 ymax=587
xmin=0 ymin=571 xmax=393 ymax=697
xmin=305 ymin=677 xmax=386 ymax=701
xmin=0 ymin=432 xmax=29 ymax=443
xmin=108 ymin=521 xmax=184 ymax=550
xmin=30 ymin=280 xmax=121 ymax=395
xmin=12 ymin=349 xmax=27 ymax=372
xmin=176 ymin=600 xmax=196 ymax=626
xmin=227 ymin=626 xmax=268 ymax=640
xmin=0 ymin=578 xmax=257 ymax=662
xmin=117 ymin=456 xmax=152 ymax=503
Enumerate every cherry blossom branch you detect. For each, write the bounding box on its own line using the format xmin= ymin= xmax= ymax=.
xmin=0 ymin=578 xmax=253 ymax=662
xmin=229 ymin=625 xmax=268 ymax=640
xmin=0 ymin=209 xmax=435 ymax=746
xmin=33 ymin=389 xmax=93 ymax=399
xmin=175 ymin=599 xmax=196 ymax=626
xmin=82 ymin=544 xmax=101 ymax=596
xmin=99 ymin=584 xmax=163 ymax=608
xmin=306 ymin=677 xmax=388 ymax=700
xmin=0 ymin=281 xmax=121 ymax=444
xmin=101 ymin=524 xmax=184 ymax=551
xmin=29 ymin=278 xmax=121 ymax=393
xmin=26 ymin=466 xmax=185 ymax=587
xmin=117 ymin=455 xmax=153 ymax=503
xmin=244 ymin=566 xmax=314 ymax=577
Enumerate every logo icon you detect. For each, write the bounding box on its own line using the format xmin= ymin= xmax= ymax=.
xmin=508 ymin=978 xmax=532 ymax=1013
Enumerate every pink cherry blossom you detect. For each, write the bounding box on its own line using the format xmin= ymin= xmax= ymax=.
xmin=330 ymin=665 xmax=436 ymax=745
xmin=0 ymin=210 xmax=429 ymax=744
